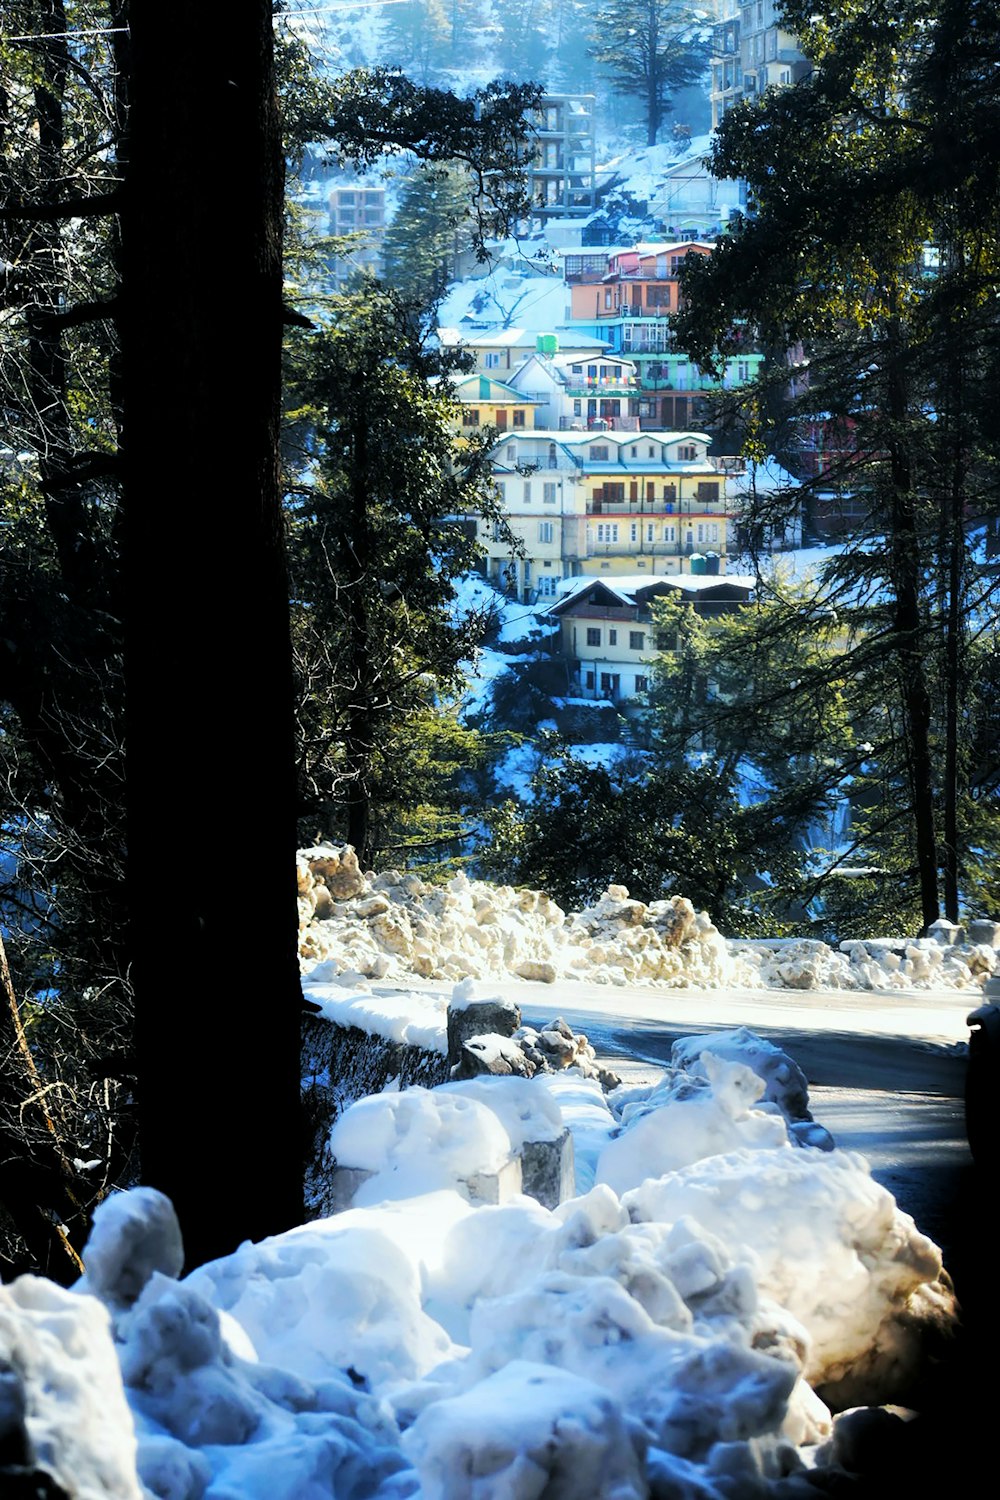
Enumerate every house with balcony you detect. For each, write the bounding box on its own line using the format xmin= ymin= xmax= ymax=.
xmin=710 ymin=2 xmax=811 ymax=129
xmin=545 ymin=573 xmax=755 ymax=704
xmin=565 ymin=242 xmax=764 ymax=431
xmin=507 ymin=351 xmax=642 ymax=432
xmin=478 ymin=429 xmax=741 ymax=602
xmin=527 ymin=95 xmax=598 ymax=219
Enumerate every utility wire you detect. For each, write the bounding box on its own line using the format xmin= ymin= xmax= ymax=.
xmin=4 ymin=1 xmax=407 ymax=45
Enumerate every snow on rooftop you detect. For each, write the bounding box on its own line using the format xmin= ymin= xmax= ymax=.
xmin=436 ymin=273 xmax=572 ymax=333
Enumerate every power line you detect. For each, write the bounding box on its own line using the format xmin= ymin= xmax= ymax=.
xmin=3 ymin=1 xmax=407 ymax=46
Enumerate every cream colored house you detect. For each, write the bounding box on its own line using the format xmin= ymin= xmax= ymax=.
xmin=479 ymin=429 xmax=740 ymax=602
xmin=545 ymin=573 xmax=754 ymax=704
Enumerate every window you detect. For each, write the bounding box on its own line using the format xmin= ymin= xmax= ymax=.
xmin=596 ymin=523 xmax=619 ymax=543
xmin=462 ymin=408 xmax=480 ymax=426
xmin=495 ymin=481 xmax=506 ymax=501
xmin=492 ymin=521 xmax=505 ymax=541
xmin=573 ymin=399 xmax=582 ymax=416
xmin=630 ymin=446 xmax=638 ymax=457
xmin=538 ymin=521 xmax=554 ymax=542
xmin=647 ymin=446 xmax=656 ymax=457
xmin=678 ymin=444 xmax=696 ymax=461
xmin=665 ymin=524 xmax=676 ymax=541
xmin=587 ymin=365 xmax=598 ymax=378
xmin=586 ymin=627 xmax=601 ymax=646
xmin=630 ymin=631 xmax=645 ymax=651
xmin=513 ymin=409 xmax=526 ymax=428
xmin=571 ymin=364 xmax=583 ymax=374
xmin=584 ymin=671 xmax=595 ymax=689
xmin=589 ymin=444 xmax=610 ymax=460
xmin=697 ymin=481 xmax=720 ymax=502
xmin=663 ymin=483 xmax=677 ymax=502
xmin=485 ymin=352 xmax=502 ymax=368
xmin=608 ymin=628 xmax=617 ymax=645
xmin=523 ymin=481 xmax=532 ymax=503
xmin=646 ymin=523 xmax=656 ymax=541
xmin=543 ymin=482 xmax=557 ymax=503
xmin=635 ymin=675 xmax=648 ymax=693
xmin=537 ymin=574 xmax=560 ymax=596
xmin=630 ymin=522 xmax=638 ymax=541
xmin=508 ymin=443 xmax=517 ymax=463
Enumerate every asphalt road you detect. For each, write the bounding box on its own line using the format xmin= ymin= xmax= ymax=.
xmin=505 ymin=976 xmax=977 ymax=1283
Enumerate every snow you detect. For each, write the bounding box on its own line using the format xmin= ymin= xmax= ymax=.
xmin=5 ymin=1007 xmax=958 ymax=1499
xmin=436 ymin=273 xmax=571 ymax=335
xmin=298 ymin=849 xmax=998 ymax=996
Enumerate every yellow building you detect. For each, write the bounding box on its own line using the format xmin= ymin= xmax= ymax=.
xmin=449 ymin=373 xmax=541 ymax=434
xmin=479 ymin=429 xmax=738 ymax=601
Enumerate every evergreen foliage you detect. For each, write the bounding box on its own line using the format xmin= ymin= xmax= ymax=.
xmin=381 ymin=165 xmax=476 ymax=309
xmin=0 ymin=4 xmax=539 ymax=1274
xmin=284 ymin=286 xmax=515 ymax=866
xmin=672 ymin=0 xmax=1000 ymax=929
xmin=484 ymin=752 xmax=804 ymax=932
xmin=590 ymin=0 xmax=709 ymax=146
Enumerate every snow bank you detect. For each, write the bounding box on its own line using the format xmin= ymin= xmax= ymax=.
xmin=300 ymin=849 xmax=731 ymax=991
xmin=0 ymin=1275 xmax=142 ymax=1500
xmin=31 ymin=1031 xmax=955 ymax=1500
xmin=299 ymin=846 xmax=998 ymax=994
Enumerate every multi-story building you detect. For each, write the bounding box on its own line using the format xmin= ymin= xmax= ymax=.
xmin=545 ymin=574 xmax=754 ymax=704
xmin=436 ymin=327 xmax=612 ymax=380
xmin=564 ymin=242 xmax=764 ymax=430
xmin=527 ymin=95 xmax=598 ymax=220
xmin=479 ymin=429 xmax=739 ymax=602
xmin=327 ymin=184 xmax=385 ymax=287
xmin=710 ymin=2 xmax=811 ymax=129
xmin=508 ymin=350 xmax=642 ymax=432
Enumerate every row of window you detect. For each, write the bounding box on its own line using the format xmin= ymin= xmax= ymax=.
xmin=463 ymin=408 xmax=527 ymax=427
xmin=491 ymin=520 xmax=555 ymax=542
xmin=585 ymin=627 xmax=646 ymax=651
xmin=580 ymin=670 xmax=649 ymax=695
xmin=594 ymin=521 xmax=721 ymax=544
xmin=494 ymin=481 xmax=559 ymax=503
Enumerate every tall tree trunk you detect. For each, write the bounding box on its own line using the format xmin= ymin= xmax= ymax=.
xmin=121 ymin=1 xmax=303 ymax=1267
xmin=885 ymin=320 xmax=940 ymax=932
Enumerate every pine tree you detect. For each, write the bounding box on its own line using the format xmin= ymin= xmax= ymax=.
xmin=285 ymin=287 xmax=513 ymax=867
xmin=590 ymin=0 xmax=709 ymax=146
xmin=672 ymin=0 xmax=1000 ymax=931
xmin=382 ymin=165 xmax=475 ymax=309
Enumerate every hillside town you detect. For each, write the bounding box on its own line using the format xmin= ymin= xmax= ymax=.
xmin=3 ymin=4 xmax=1000 ymax=1499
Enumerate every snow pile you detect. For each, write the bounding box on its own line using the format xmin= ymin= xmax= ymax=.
xmin=0 ymin=1274 xmax=142 ymax=1500
xmin=732 ymin=935 xmax=997 ymax=992
xmin=5 ymin=1035 xmax=957 ymax=1500
xmin=299 ymin=845 xmax=997 ymax=993
xmin=299 ymin=848 xmax=731 ymax=990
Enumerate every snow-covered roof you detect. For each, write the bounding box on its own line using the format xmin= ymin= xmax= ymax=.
xmin=437 ymin=325 xmax=612 ymax=353
xmin=727 ymin=457 xmax=802 ymax=494
xmin=436 ymin=274 xmax=571 ymax=334
xmin=548 ymin=573 xmax=755 ymax=614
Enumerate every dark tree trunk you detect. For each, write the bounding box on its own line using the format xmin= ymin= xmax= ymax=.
xmin=344 ymin=388 xmax=375 ymax=868
xmin=886 ymin=322 xmax=940 ymax=933
xmin=121 ymin=1 xmax=303 ymax=1267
